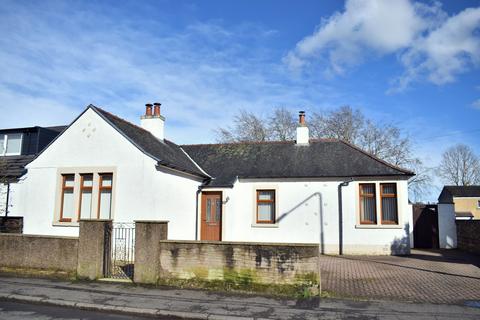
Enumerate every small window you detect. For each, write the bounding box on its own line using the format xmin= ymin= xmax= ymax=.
xmin=98 ymin=173 xmax=113 ymax=219
xmin=0 ymin=133 xmax=23 ymax=156
xmin=359 ymin=183 xmax=377 ymax=224
xmin=60 ymin=174 xmax=75 ymax=222
xmin=380 ymin=183 xmax=398 ymax=224
xmin=78 ymin=174 xmax=93 ymax=220
xmin=256 ymin=190 xmax=275 ymax=224
xmin=477 ymin=200 xmax=480 ymax=209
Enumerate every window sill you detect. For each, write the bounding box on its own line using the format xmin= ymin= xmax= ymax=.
xmin=355 ymin=224 xmax=403 ymax=229
xmin=251 ymin=223 xmax=279 ymax=228
xmin=52 ymin=221 xmax=79 ymax=227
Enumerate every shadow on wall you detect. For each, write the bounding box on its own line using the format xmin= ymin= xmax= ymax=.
xmin=390 ymin=223 xmax=411 ymax=255
xmin=276 ymin=192 xmax=324 ymax=254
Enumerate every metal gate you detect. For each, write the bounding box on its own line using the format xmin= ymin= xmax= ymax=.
xmin=104 ymin=222 xmax=135 ymax=279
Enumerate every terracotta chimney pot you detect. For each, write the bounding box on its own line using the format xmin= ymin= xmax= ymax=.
xmin=299 ymin=111 xmax=306 ymax=126
xmin=145 ymin=103 xmax=153 ymax=117
xmin=153 ymin=102 xmax=161 ymax=117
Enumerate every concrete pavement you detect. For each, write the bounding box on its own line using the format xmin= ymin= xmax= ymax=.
xmin=0 ymin=276 xmax=479 ymax=319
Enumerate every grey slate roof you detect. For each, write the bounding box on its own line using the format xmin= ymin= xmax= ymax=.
xmin=438 ymin=186 xmax=480 ymax=203
xmin=91 ymin=106 xmax=209 ymax=179
xmin=0 ymin=155 xmax=36 ymax=180
xmin=182 ymin=140 xmax=414 ymax=187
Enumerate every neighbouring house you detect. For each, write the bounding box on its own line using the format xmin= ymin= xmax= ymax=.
xmin=4 ymin=103 xmax=415 ymax=255
xmin=0 ymin=125 xmax=66 ymax=216
xmin=438 ymin=186 xmax=480 ymax=220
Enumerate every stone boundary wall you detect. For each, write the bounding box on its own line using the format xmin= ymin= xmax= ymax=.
xmin=156 ymin=240 xmax=319 ymax=294
xmin=0 ymin=217 xmax=23 ymax=234
xmin=0 ymin=233 xmax=78 ymax=273
xmin=456 ymin=220 xmax=480 ymax=255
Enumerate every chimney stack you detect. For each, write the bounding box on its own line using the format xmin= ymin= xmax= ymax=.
xmin=296 ymin=111 xmax=309 ymax=145
xmin=141 ymin=101 xmax=165 ymax=141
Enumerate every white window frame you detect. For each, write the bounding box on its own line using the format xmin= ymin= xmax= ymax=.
xmin=1 ymin=133 xmax=23 ymax=156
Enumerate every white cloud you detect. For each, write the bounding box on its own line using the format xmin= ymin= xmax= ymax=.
xmin=285 ymin=0 xmax=480 ymax=91
xmin=394 ymin=6 xmax=480 ymax=91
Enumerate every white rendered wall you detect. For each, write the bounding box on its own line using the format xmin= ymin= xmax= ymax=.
xmin=0 ymin=183 xmax=7 ymax=215
xmin=14 ymin=108 xmax=201 ymax=238
xmin=213 ymin=179 xmax=411 ymax=255
xmin=437 ymin=203 xmax=457 ymax=249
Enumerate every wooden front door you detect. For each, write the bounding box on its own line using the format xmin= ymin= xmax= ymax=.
xmin=201 ymin=192 xmax=222 ymax=241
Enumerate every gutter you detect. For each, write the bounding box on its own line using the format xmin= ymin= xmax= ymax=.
xmin=338 ymin=178 xmax=353 ymax=255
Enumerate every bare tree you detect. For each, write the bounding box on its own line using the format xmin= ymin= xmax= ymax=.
xmin=358 ymin=121 xmax=412 ymax=167
xmin=310 ymin=106 xmax=364 ymax=143
xmin=268 ymin=107 xmax=296 ymax=141
xmin=215 ymin=110 xmax=268 ymax=143
xmin=407 ymin=159 xmax=433 ymax=203
xmin=439 ymin=144 xmax=480 ymax=186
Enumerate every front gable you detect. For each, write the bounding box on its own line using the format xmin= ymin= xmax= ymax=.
xmin=27 ymin=107 xmax=155 ymax=169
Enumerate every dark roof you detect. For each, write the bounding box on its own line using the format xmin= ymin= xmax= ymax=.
xmin=0 ymin=155 xmax=36 ymax=180
xmin=45 ymin=126 xmax=67 ymax=133
xmin=438 ymin=186 xmax=480 ymax=203
xmin=455 ymin=211 xmax=474 ymax=218
xmin=182 ymin=140 xmax=414 ymax=187
xmin=91 ymin=106 xmax=208 ymax=179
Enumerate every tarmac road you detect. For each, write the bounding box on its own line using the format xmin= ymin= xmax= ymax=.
xmin=0 ymin=300 xmax=181 ymax=320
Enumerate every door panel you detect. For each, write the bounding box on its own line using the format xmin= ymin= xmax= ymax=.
xmin=201 ymin=192 xmax=222 ymax=241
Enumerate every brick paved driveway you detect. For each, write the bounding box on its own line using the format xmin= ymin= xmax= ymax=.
xmin=319 ymin=249 xmax=480 ymax=304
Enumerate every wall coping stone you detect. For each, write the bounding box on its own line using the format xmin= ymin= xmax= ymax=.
xmin=159 ymin=240 xmax=319 ymax=247
xmin=0 ymin=233 xmax=78 ymax=240
xmin=135 ymin=220 xmax=169 ymax=224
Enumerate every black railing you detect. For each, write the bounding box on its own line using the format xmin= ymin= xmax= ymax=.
xmin=104 ymin=222 xmax=135 ymax=280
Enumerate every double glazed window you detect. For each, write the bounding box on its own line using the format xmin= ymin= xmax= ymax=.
xmin=359 ymin=184 xmax=377 ymax=224
xmin=0 ymin=133 xmax=22 ymax=156
xmin=79 ymin=174 xmax=93 ymax=220
xmin=98 ymin=174 xmax=113 ymax=220
xmin=256 ymin=190 xmax=275 ymax=223
xmin=58 ymin=172 xmax=113 ymax=223
xmin=60 ymin=175 xmax=75 ymax=222
xmin=380 ymin=184 xmax=398 ymax=224
xmin=359 ymin=183 xmax=398 ymax=225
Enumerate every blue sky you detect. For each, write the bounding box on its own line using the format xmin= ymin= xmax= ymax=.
xmin=1 ymin=0 xmax=480 ymax=198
